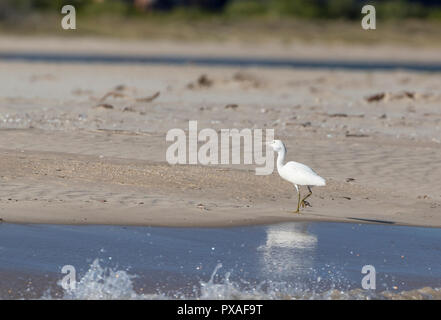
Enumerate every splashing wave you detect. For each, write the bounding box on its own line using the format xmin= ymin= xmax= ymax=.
xmin=42 ymin=259 xmax=441 ymax=300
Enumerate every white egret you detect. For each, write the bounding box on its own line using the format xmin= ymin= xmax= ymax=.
xmin=268 ymin=140 xmax=326 ymax=213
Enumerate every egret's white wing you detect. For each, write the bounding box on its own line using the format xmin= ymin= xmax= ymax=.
xmin=280 ymin=161 xmax=326 ymax=186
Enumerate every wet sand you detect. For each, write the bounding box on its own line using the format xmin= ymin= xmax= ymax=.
xmin=0 ymin=38 xmax=441 ymax=227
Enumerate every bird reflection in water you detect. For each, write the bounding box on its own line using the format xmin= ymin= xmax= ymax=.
xmin=258 ymin=223 xmax=317 ymax=279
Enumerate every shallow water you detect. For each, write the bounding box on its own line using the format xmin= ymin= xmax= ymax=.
xmin=1 ymin=52 xmax=441 ymax=72
xmin=0 ymin=221 xmax=440 ymax=299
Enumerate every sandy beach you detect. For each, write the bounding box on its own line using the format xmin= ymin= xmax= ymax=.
xmin=1 ymin=37 xmax=441 ymax=228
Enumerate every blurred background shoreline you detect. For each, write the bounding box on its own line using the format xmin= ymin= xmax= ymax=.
xmin=0 ymin=0 xmax=440 ymax=46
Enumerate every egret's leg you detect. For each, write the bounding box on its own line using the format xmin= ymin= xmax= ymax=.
xmin=293 ymin=184 xmax=301 ymax=214
xmin=300 ymin=186 xmax=312 ymax=208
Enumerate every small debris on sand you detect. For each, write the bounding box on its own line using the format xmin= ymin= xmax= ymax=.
xmin=188 ymin=74 xmax=213 ymax=89
xmin=365 ymin=91 xmax=415 ymax=103
xmin=366 ymin=92 xmax=386 ymax=102
xmin=198 ymin=74 xmax=213 ymax=87
xmin=325 ymin=113 xmax=364 ymax=118
xmin=225 ymin=104 xmax=238 ymax=110
xmin=135 ymin=91 xmax=160 ymax=103
xmin=402 ymin=91 xmax=415 ymax=99
xmin=100 ymin=91 xmax=128 ymax=102
xmin=345 ymin=132 xmax=369 ymax=138
xmin=94 ymin=103 xmax=114 ymax=110
xmin=113 ymin=84 xmax=138 ymax=94
xmin=346 ymin=178 xmax=356 ymax=182
xmin=122 ymin=106 xmax=136 ymax=112
xmin=301 ymin=122 xmax=312 ymax=127
xmin=328 ymin=113 xmax=348 ymax=117
xmin=114 ymin=84 xmax=127 ymax=91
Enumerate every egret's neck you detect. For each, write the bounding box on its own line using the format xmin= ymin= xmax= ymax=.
xmin=276 ymin=147 xmax=286 ymax=172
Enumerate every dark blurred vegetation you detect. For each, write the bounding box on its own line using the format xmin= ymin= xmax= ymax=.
xmin=1 ymin=0 xmax=441 ymax=20
xmin=0 ymin=0 xmax=440 ymax=45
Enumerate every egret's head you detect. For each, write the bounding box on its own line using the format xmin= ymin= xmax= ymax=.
xmin=268 ymin=139 xmax=285 ymax=152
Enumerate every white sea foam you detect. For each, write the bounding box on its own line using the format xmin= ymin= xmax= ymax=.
xmin=40 ymin=259 xmax=441 ymax=300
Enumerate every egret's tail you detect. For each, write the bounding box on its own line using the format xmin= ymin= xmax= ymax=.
xmin=315 ymin=176 xmax=326 ymax=186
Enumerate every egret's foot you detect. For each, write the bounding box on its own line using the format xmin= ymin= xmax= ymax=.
xmin=301 ymin=200 xmax=311 ymax=208
xmin=290 ymin=209 xmax=302 ymax=214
